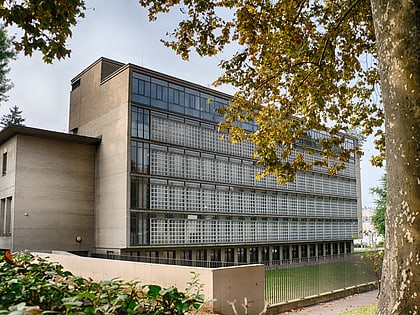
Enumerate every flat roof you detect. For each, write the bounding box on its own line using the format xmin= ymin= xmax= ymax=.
xmin=71 ymin=57 xmax=233 ymax=100
xmin=0 ymin=125 xmax=101 ymax=146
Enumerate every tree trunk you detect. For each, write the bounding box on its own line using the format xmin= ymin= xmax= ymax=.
xmin=370 ymin=0 xmax=420 ymax=314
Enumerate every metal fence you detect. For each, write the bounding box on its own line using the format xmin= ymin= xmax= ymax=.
xmin=91 ymin=252 xmax=240 ymax=268
xmin=91 ymin=252 xmax=379 ymax=306
xmin=265 ymin=252 xmax=378 ymax=305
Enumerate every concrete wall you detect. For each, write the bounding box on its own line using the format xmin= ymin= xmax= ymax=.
xmin=36 ymin=252 xmax=266 ymax=315
xmin=213 ymin=265 xmax=266 ymax=315
xmin=12 ymin=135 xmax=96 ymax=252
xmin=69 ymin=59 xmax=130 ymax=252
xmin=0 ymin=137 xmax=17 ymax=249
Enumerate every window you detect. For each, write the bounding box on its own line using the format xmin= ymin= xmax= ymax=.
xmin=185 ymin=120 xmax=200 ymax=149
xmin=130 ymin=211 xmax=149 ymax=245
xmin=249 ymin=247 xmax=258 ymax=263
xmin=237 ymin=247 xmax=247 ymax=264
xmin=150 ymin=145 xmax=167 ymax=176
xmin=210 ymin=249 xmax=221 ymax=267
xmin=271 ymin=246 xmax=280 ymax=262
xmin=309 ymin=244 xmax=316 ymax=257
xmin=201 ymin=154 xmax=215 ymax=181
xmin=168 ymin=181 xmax=184 ymax=211
xmin=150 ymin=79 xmax=168 ymax=109
xmin=292 ymin=245 xmax=299 ymax=259
xmin=301 ymin=244 xmax=308 ymax=258
xmin=185 ymin=183 xmax=201 ymax=212
xmin=180 ymin=250 xmax=192 ymax=262
xmin=131 ymin=141 xmax=149 ymax=174
xmin=131 ymin=107 xmax=150 ymax=139
xmin=282 ymin=245 xmax=290 ymax=260
xmin=325 ymin=243 xmax=332 ymax=255
xmin=196 ymin=249 xmax=207 ymax=261
xmin=225 ymin=248 xmax=235 ymax=263
xmin=168 ymin=118 xmax=185 ymax=146
xmin=333 ymin=242 xmax=339 ymax=255
xmin=2 ymin=152 xmax=7 ymax=176
xmin=131 ymin=177 xmax=149 ymax=209
xmin=318 ymin=243 xmax=324 ymax=256
xmin=132 ymin=73 xmax=151 ymax=105
xmin=0 ymin=197 xmax=12 ymax=235
xmin=185 ymin=151 xmax=200 ymax=179
xmin=145 ymin=251 xmax=159 ymax=263
xmin=150 ymin=113 xmax=168 ymax=143
xmin=162 ymin=250 xmax=176 ymax=264
xmin=168 ymin=149 xmax=184 ymax=178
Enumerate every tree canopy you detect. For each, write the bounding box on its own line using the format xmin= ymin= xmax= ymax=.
xmin=0 ymin=105 xmax=25 ymax=128
xmin=370 ymin=174 xmax=386 ymax=236
xmin=140 ymin=1 xmax=419 ymax=313
xmin=0 ymin=0 xmax=85 ymax=63
xmin=140 ymin=0 xmax=385 ymax=183
xmin=0 ymin=25 xmax=16 ymax=104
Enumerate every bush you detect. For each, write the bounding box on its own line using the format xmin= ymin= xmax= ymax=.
xmin=0 ymin=251 xmax=205 ymax=314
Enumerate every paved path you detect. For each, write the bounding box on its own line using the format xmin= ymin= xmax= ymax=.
xmin=282 ymin=289 xmax=379 ymax=315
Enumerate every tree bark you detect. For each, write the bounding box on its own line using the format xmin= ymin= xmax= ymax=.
xmin=370 ymin=0 xmax=420 ymax=314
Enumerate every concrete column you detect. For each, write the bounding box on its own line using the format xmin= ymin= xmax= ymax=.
xmin=258 ymin=246 xmax=263 ymax=263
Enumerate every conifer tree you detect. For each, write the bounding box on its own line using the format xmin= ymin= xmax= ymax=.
xmin=0 ymin=105 xmax=25 ymax=128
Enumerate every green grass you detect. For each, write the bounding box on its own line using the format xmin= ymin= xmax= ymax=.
xmin=265 ymin=254 xmax=377 ymax=304
xmin=339 ymin=302 xmax=377 ymax=314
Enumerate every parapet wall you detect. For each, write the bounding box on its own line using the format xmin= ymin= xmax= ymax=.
xmin=36 ymin=252 xmax=265 ymax=315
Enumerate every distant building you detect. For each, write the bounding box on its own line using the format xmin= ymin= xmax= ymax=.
xmin=355 ymin=207 xmax=383 ymax=248
xmin=0 ymin=57 xmax=362 ymax=265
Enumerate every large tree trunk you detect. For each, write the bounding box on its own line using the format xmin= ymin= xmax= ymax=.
xmin=370 ymin=0 xmax=420 ymax=314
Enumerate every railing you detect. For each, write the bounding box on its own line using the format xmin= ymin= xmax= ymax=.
xmin=91 ymin=252 xmax=241 ymax=268
xmin=91 ymin=252 xmax=359 ymax=269
xmin=265 ymin=252 xmax=378 ymax=305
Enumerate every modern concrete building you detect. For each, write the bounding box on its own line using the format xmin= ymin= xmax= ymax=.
xmin=0 ymin=57 xmax=362 ymax=265
xmin=0 ymin=126 xmax=100 ymax=253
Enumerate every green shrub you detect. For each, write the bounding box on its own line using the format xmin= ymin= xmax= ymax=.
xmin=0 ymin=251 xmax=205 ymax=314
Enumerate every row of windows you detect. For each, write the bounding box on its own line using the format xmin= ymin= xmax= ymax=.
xmin=148 ymin=218 xmax=358 ymax=245
xmin=145 ymin=146 xmax=357 ymax=196
xmin=300 ymin=130 xmax=357 ymax=152
xmin=148 ymin=182 xmax=357 ymax=217
xmin=148 ymin=113 xmax=356 ymax=174
xmin=149 ymin=113 xmax=255 ymax=157
xmin=131 ymin=73 xmax=359 ymax=152
xmin=130 ymin=107 xmax=357 ymax=177
xmin=126 ymin=243 xmax=352 ymax=263
xmin=132 ymin=72 xmax=259 ymax=130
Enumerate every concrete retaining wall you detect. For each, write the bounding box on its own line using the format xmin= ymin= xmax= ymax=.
xmin=36 ymin=252 xmax=265 ymax=315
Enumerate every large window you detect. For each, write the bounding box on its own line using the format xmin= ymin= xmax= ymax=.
xmin=237 ymin=247 xmax=247 ymax=264
xmin=130 ymin=211 xmax=149 ymax=245
xmin=131 ymin=141 xmax=149 ymax=174
xmin=131 ymin=107 xmax=150 ymax=139
xmin=131 ymin=177 xmax=149 ymax=209
xmin=2 ymin=152 xmax=7 ymax=176
xmin=0 ymin=196 xmax=12 ymax=235
xmin=249 ymin=247 xmax=258 ymax=263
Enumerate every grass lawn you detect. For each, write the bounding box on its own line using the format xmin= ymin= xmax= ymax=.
xmin=339 ymin=302 xmax=378 ymax=315
xmin=265 ymin=255 xmax=376 ymax=303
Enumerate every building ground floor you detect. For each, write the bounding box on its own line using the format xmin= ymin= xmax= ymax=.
xmin=95 ymin=240 xmax=354 ymax=267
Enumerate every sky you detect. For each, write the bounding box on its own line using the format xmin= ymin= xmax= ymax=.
xmin=1 ymin=0 xmax=384 ymax=207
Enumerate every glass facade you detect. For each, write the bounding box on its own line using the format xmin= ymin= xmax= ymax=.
xmin=129 ymin=68 xmax=359 ymax=264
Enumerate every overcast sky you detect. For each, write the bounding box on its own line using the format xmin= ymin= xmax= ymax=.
xmin=2 ymin=0 xmax=384 ymax=207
